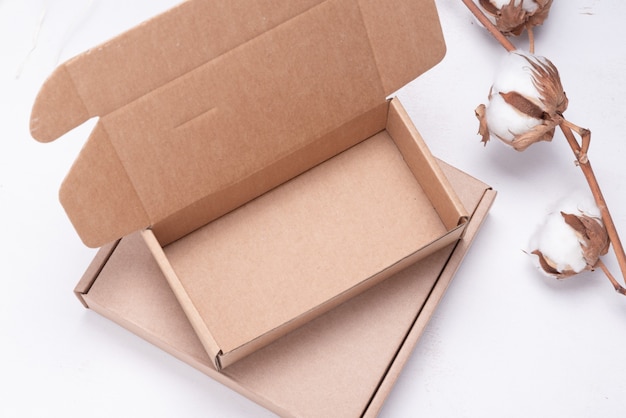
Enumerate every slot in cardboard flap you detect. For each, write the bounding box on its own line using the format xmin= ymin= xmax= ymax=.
xmin=30 ymin=0 xmax=446 ymax=248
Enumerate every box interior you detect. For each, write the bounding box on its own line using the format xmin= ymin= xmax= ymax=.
xmin=142 ymin=99 xmax=467 ymax=367
xmin=162 ymin=131 xmax=444 ymax=356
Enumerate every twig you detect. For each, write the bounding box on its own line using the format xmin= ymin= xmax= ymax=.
xmin=527 ymin=24 xmax=535 ymax=54
xmin=596 ymin=259 xmax=626 ymax=295
xmin=461 ymin=0 xmax=515 ymax=52
xmin=559 ymin=123 xmax=626 ymax=287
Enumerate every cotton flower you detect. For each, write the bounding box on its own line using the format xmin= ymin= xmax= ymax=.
xmin=529 ymin=193 xmax=609 ymax=279
xmin=475 ymin=50 xmax=568 ymax=151
xmin=476 ymin=0 xmax=553 ymax=36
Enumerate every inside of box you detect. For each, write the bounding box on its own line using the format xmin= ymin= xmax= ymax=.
xmin=160 ymin=127 xmax=449 ymax=355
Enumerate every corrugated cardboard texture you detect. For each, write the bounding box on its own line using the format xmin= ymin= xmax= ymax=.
xmin=79 ymin=161 xmax=494 ymax=417
xmin=30 ymin=0 xmax=446 ymax=248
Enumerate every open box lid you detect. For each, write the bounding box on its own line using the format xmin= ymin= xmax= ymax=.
xmin=30 ymin=0 xmax=447 ymax=248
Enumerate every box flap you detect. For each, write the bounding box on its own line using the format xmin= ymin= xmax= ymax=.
xmin=31 ymin=0 xmax=446 ymax=248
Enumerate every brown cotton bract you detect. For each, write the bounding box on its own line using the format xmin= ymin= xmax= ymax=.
xmin=532 ymin=212 xmax=610 ymax=279
xmin=479 ymin=0 xmax=554 ymax=36
xmin=509 ymin=54 xmax=568 ymax=150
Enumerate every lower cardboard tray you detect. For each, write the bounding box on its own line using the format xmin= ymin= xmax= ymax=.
xmin=74 ymin=160 xmax=495 ymax=417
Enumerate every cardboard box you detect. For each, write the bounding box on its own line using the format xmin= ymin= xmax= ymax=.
xmin=140 ymin=97 xmax=468 ymax=368
xmin=31 ymin=0 xmax=470 ymax=369
xmin=75 ymin=161 xmax=495 ymax=417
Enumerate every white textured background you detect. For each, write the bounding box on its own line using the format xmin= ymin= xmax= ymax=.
xmin=2 ymin=1 xmax=625 ymax=417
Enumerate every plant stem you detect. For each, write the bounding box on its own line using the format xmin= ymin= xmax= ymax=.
xmin=461 ymin=0 xmax=515 ymax=52
xmin=527 ymin=24 xmax=535 ymax=54
xmin=559 ymin=123 xmax=626 ymax=287
xmin=596 ymin=259 xmax=626 ymax=295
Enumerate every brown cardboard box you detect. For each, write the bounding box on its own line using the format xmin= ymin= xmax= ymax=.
xmin=140 ymin=98 xmax=468 ymax=368
xmin=31 ymin=0 xmax=471 ymax=369
xmin=75 ymin=161 xmax=495 ymax=417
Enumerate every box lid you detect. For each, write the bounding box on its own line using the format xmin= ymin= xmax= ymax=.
xmin=30 ymin=0 xmax=446 ymax=248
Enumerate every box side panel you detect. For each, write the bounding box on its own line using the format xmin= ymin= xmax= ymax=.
xmin=386 ymin=98 xmax=469 ymax=230
xmin=152 ymin=101 xmax=390 ymax=246
xmin=220 ymin=221 xmax=464 ymax=368
xmin=140 ymin=229 xmax=223 ymax=369
xmin=437 ymin=159 xmax=494 ymax=219
xmin=73 ymin=240 xmax=119 ymax=307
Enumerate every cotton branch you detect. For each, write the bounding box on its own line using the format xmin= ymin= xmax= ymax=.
xmin=463 ymin=0 xmax=626 ymax=292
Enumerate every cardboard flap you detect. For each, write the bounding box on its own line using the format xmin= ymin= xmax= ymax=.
xmin=31 ymin=0 xmax=446 ymax=248
xmin=30 ymin=0 xmax=326 ymax=143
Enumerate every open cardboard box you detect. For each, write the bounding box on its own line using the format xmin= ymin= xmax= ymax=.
xmin=140 ymin=98 xmax=469 ymax=368
xmin=75 ymin=161 xmax=495 ymax=417
xmin=31 ymin=0 xmax=472 ymax=369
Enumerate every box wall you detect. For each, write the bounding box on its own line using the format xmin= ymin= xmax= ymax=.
xmin=141 ymin=229 xmax=223 ymax=369
xmin=387 ymin=99 xmax=468 ymax=230
xmin=74 ymin=240 xmax=119 ymax=308
xmin=151 ymin=101 xmax=390 ymax=246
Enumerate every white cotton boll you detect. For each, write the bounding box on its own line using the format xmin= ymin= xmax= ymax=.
xmin=520 ymin=0 xmax=540 ymax=14
xmin=475 ymin=1 xmax=534 ymax=27
xmin=473 ymin=0 xmax=553 ymax=37
xmin=530 ymin=210 xmax=588 ymax=274
xmin=551 ymin=191 xmax=602 ymax=219
xmin=491 ymin=51 xmax=543 ymax=103
xmin=524 ymin=3 xmax=540 ymax=14
xmin=484 ymin=92 xmax=542 ymax=142
xmin=487 ymin=0 xmax=534 ymax=12
xmin=488 ymin=0 xmax=514 ymax=7
xmin=481 ymin=51 xmax=544 ymax=144
xmin=529 ymin=192 xmax=608 ymax=278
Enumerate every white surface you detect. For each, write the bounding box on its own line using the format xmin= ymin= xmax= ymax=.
xmin=2 ymin=1 xmax=625 ymax=417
